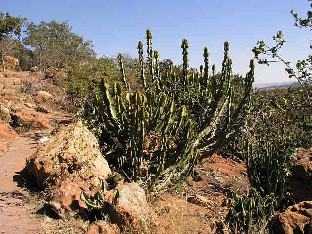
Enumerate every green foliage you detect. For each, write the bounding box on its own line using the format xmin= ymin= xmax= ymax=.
xmin=89 ymin=30 xmax=254 ymax=191
xmin=0 ymin=12 xmax=25 ymax=40
xmin=227 ymin=191 xmax=275 ymax=234
xmin=66 ymin=56 xmax=120 ymax=113
xmin=0 ymin=12 xmax=27 ymax=71
xmin=23 ymin=20 xmax=96 ymax=70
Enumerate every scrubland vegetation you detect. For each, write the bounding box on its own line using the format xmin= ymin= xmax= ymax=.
xmin=0 ymin=3 xmax=311 ymax=233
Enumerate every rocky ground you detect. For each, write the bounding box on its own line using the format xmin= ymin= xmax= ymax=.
xmin=0 ymin=69 xmax=311 ymax=234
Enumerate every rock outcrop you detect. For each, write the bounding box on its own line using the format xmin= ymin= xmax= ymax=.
xmin=270 ymin=201 xmax=312 ymax=234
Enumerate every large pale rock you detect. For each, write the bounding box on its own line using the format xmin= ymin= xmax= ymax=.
xmin=270 ymin=201 xmax=312 ymax=234
xmin=26 ymin=122 xmax=111 ymax=217
xmin=36 ymin=91 xmax=53 ymax=103
xmin=107 ymin=183 xmax=150 ymax=231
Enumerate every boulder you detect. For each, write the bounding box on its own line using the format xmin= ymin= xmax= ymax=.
xmin=107 ymin=183 xmax=150 ymax=231
xmin=50 ymin=180 xmax=88 ymax=219
xmin=10 ymin=111 xmax=51 ymax=131
xmin=30 ymin=66 xmax=38 ymax=72
xmin=86 ymin=220 xmax=120 ymax=234
xmin=26 ymin=122 xmax=111 ymax=217
xmin=24 ymin=102 xmax=33 ymax=108
xmin=270 ymin=201 xmax=312 ymax=234
xmin=288 ymin=148 xmax=312 ymax=202
xmin=0 ymin=106 xmax=10 ymax=121
xmin=3 ymin=55 xmax=19 ymax=71
xmin=36 ymin=104 xmax=49 ymax=113
xmin=0 ymin=123 xmax=17 ymax=153
xmin=36 ymin=91 xmax=53 ymax=103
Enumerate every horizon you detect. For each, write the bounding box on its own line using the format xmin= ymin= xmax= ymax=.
xmin=1 ymin=0 xmax=311 ymax=84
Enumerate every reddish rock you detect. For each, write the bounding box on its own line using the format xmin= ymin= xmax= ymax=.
xmin=50 ymin=180 xmax=88 ymax=219
xmin=108 ymin=183 xmax=150 ymax=231
xmin=4 ymin=55 xmax=19 ymax=71
xmin=288 ymin=148 xmax=312 ymax=202
xmin=0 ymin=123 xmax=17 ymax=152
xmin=10 ymin=111 xmax=51 ymax=130
xmin=0 ymin=106 xmax=10 ymax=121
xmin=26 ymin=122 xmax=111 ymax=217
xmin=86 ymin=220 xmax=120 ymax=234
xmin=189 ymin=153 xmax=251 ymax=194
xmin=36 ymin=90 xmax=53 ymax=103
xmin=270 ymin=201 xmax=312 ymax=234
xmin=36 ymin=104 xmax=50 ymax=113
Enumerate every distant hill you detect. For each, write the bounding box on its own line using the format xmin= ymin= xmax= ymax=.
xmin=253 ymin=81 xmax=300 ymax=89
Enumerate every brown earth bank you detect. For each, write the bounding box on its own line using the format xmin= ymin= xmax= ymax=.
xmin=1 ymin=69 xmax=312 ymax=234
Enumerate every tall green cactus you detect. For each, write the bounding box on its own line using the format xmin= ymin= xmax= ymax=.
xmin=117 ymin=53 xmax=129 ymax=90
xmin=146 ymin=29 xmax=155 ymax=83
xmin=137 ymin=41 xmax=146 ymax=89
xmin=154 ymin=50 xmax=161 ymax=91
xmin=181 ymin=39 xmax=189 ymax=90
xmin=93 ymin=30 xmax=254 ymax=191
xmin=203 ymin=47 xmax=209 ymax=89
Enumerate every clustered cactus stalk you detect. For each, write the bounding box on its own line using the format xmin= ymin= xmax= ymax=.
xmin=94 ymin=29 xmax=254 ymax=191
xmin=137 ymin=41 xmax=146 ymax=89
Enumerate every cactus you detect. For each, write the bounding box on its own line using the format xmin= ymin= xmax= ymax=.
xmin=154 ymin=50 xmax=161 ymax=91
xmin=242 ymin=138 xmax=292 ymax=207
xmin=146 ymin=29 xmax=155 ymax=83
xmin=117 ymin=53 xmax=129 ymax=90
xmin=227 ymin=190 xmax=275 ymax=233
xmin=203 ymin=47 xmax=209 ymax=89
xmin=181 ymin=39 xmax=189 ymax=90
xmin=137 ymin=41 xmax=146 ymax=89
xmin=92 ymin=30 xmax=254 ymax=191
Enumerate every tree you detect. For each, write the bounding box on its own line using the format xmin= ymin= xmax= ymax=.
xmin=253 ymin=2 xmax=311 ymax=87
xmin=23 ymin=20 xmax=96 ymax=70
xmin=0 ymin=12 xmax=26 ymax=71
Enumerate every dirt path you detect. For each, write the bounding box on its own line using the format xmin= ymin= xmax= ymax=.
xmin=0 ymin=133 xmax=45 ymax=233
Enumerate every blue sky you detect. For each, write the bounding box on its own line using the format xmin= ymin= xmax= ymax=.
xmin=1 ymin=0 xmax=311 ymax=84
